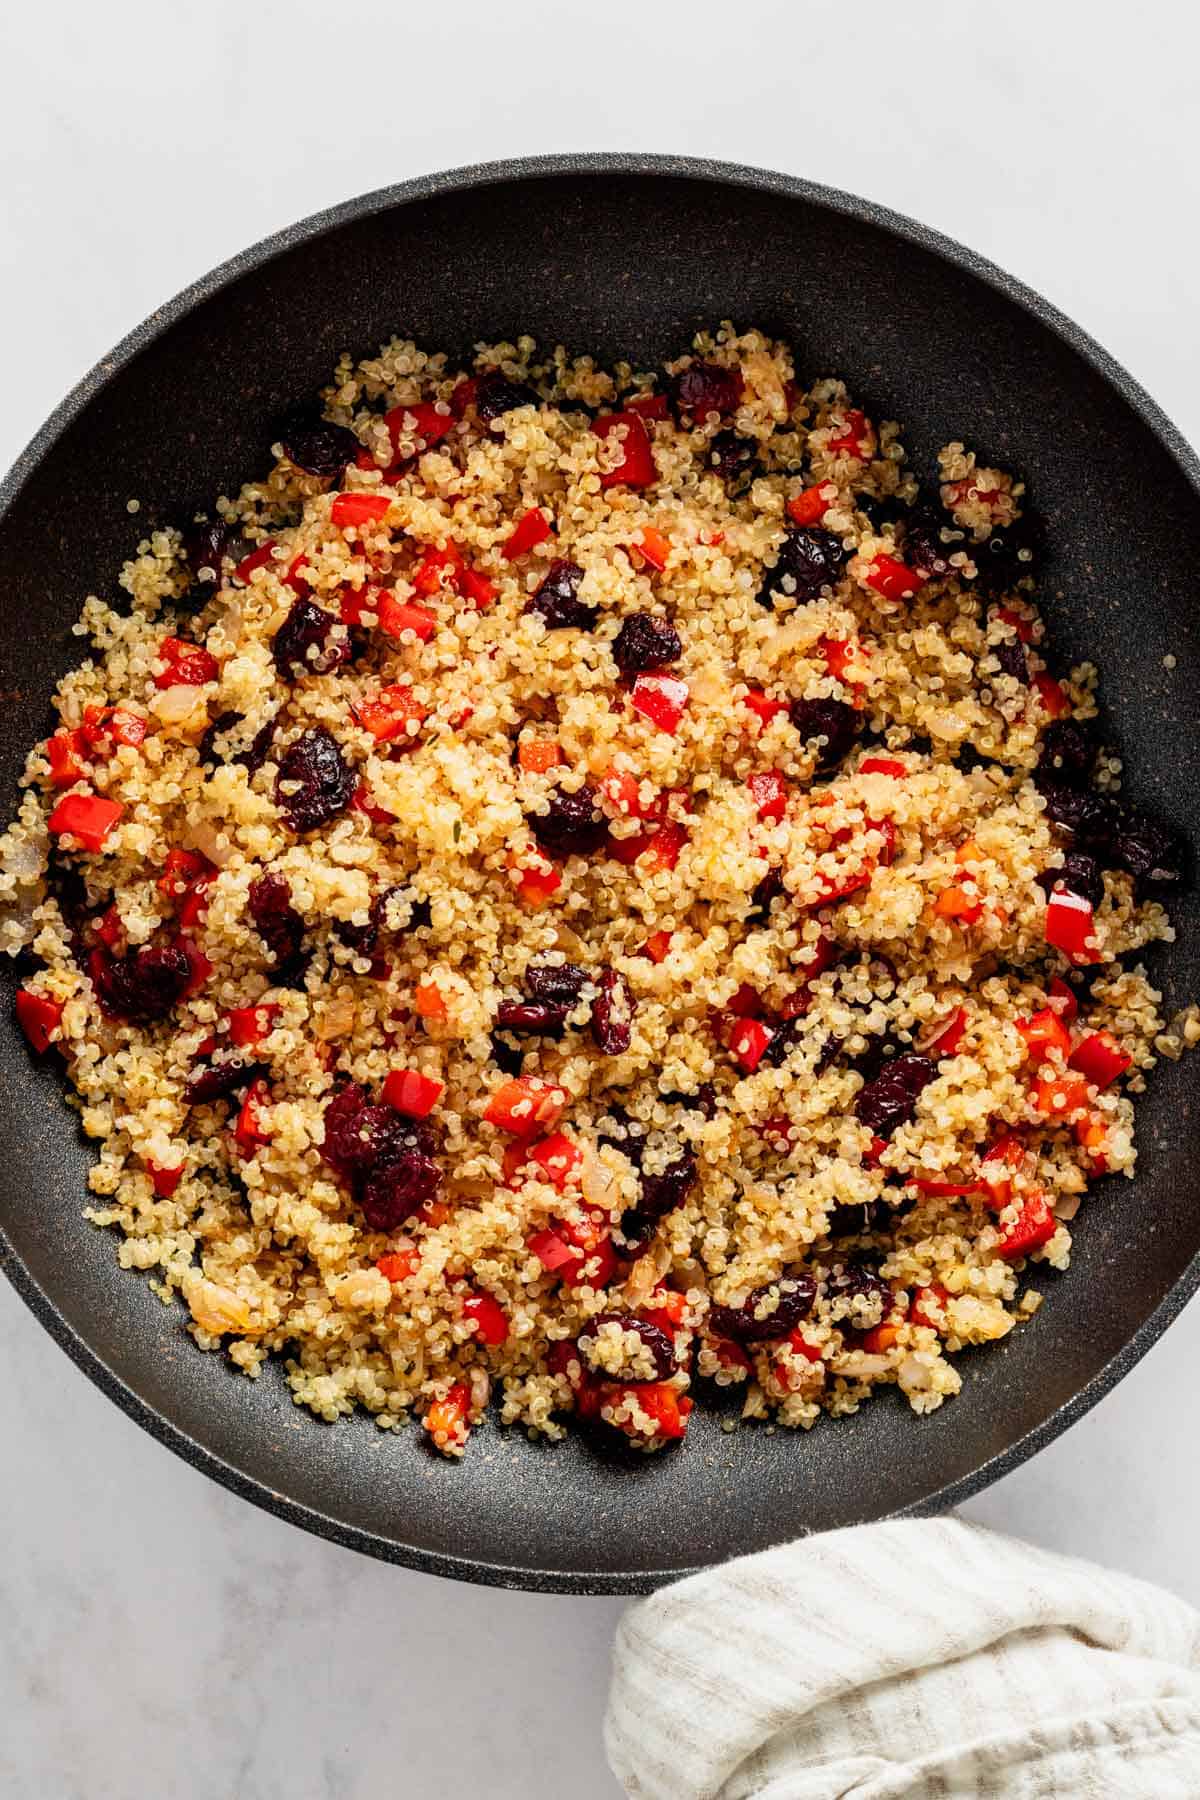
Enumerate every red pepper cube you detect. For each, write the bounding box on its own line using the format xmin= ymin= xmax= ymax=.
xmin=1032 ymin=1072 xmax=1093 ymax=1119
xmin=376 ymin=594 xmax=437 ymax=640
xmin=643 ymin=822 xmax=687 ymax=872
xmin=424 ymin=1382 xmax=471 ymax=1448
xmin=376 ymin=1247 xmax=421 ymax=1282
xmin=462 ymin=1292 xmax=509 ymax=1346
xmin=527 ymin=1131 xmax=583 ymax=1190
xmin=729 ymin=1017 xmax=775 ymax=1073
xmin=233 ymin=540 xmax=277 ymax=584
xmin=909 ymin=1284 xmax=950 ymax=1329
xmin=356 ymin=684 xmax=429 ymax=744
xmin=331 ymin=491 xmax=391 ymax=530
xmin=528 ymin=1227 xmax=577 ymax=1273
xmin=157 ymin=847 xmax=212 ymax=900
xmin=630 ymin=526 xmax=670 ymax=570
xmin=1045 ymin=889 xmax=1101 ymax=963
xmin=787 ymin=484 xmax=836 ymax=527
xmin=179 ymin=939 xmax=213 ymax=998
xmin=995 ymin=1191 xmax=1057 ymax=1261
xmin=624 ymin=392 xmax=670 ymax=420
xmin=1068 ymin=1030 xmax=1132 ymax=1089
xmin=926 ymin=1005 xmax=968 ymax=1058
xmin=996 ymin=605 xmax=1036 ymax=645
xmin=383 ymin=401 xmax=455 ymax=459
xmin=562 ymin=1236 xmax=618 ymax=1291
xmin=743 ymin=688 xmax=787 ymax=730
xmin=726 ymin=983 xmax=763 ymax=1019
xmin=1047 ymin=975 xmax=1079 ymax=1022
xmin=819 ymin=635 xmax=868 ymax=685
xmin=47 ymin=791 xmax=124 ymax=853
xmin=485 ymin=1076 xmax=568 ymax=1138
xmin=146 ymin=1159 xmax=184 ymax=1198
xmin=226 ymin=1002 xmax=280 ymax=1048
xmin=592 ymin=411 xmax=656 ymax=490
xmin=1015 ymin=1006 xmax=1072 ymax=1062
xmin=859 ymin=756 xmax=906 ymax=778
xmin=748 ymin=769 xmax=788 ymax=823
xmin=15 ymin=988 xmax=64 ymax=1053
xmin=410 ymin=542 xmax=463 ymax=596
xmin=507 ymin=847 xmax=562 ymax=907
xmin=382 ymin=1067 xmax=445 ymax=1117
xmin=155 ymin=636 xmax=219 ymax=689
xmin=503 ymin=507 xmax=553 ymax=560
xmin=1033 ymin=673 xmax=1071 ymax=719
xmin=351 ymin=781 xmax=396 ymax=826
xmin=611 ymin=1381 xmax=689 ymax=1441
xmin=825 ymin=409 xmax=872 ymax=458
xmin=631 ymin=672 xmax=689 ymax=735
xmin=863 ymin=555 xmax=925 ymax=603
xmin=94 ymin=905 xmax=123 ymax=951
xmin=643 ymin=930 xmax=673 ymax=963
xmin=456 ymin=567 xmax=497 ymax=608
xmin=46 ymin=729 xmax=90 ymax=788
xmin=234 ymin=1078 xmax=272 ymax=1157
xmin=598 ymin=765 xmax=644 ymax=816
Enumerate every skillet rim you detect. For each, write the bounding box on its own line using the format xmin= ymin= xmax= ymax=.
xmin=1 ymin=151 xmax=1198 ymax=1595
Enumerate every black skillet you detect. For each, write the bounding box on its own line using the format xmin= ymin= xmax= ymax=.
xmin=1 ymin=155 xmax=1197 ymax=1593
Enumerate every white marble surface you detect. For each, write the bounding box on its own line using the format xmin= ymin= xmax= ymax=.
xmin=3 ymin=2 xmax=1200 ymax=1794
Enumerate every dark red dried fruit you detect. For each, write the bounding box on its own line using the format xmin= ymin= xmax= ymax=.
xmin=185 ymin=1051 xmax=261 ymax=1107
xmin=748 ymin=866 xmax=785 ymax=922
xmin=759 ymin=528 xmax=847 ymax=609
xmin=636 ymin=1151 xmax=697 ymax=1222
xmin=272 ymin=597 xmax=352 ymax=679
xmin=903 ymin=504 xmax=957 ymax=580
xmin=199 ymin=710 xmax=279 ymax=772
xmin=707 ymin=431 xmax=756 ymax=482
xmin=198 ymin=710 xmax=242 ymax=767
xmin=496 ymin=999 xmax=569 ymax=1036
xmin=475 ymin=370 xmax=537 ymax=421
xmin=824 ymin=1259 xmax=892 ymax=1321
xmin=612 ymin=613 xmax=683 ymax=675
xmin=359 ymin=1148 xmax=442 ymax=1230
xmin=787 ymin=696 xmax=860 ymax=769
xmin=967 ymin=512 xmax=1044 ymax=594
xmin=528 ymin=781 xmax=608 ymax=858
xmin=248 ymin=871 xmax=308 ymax=982
xmin=180 ymin=519 xmax=231 ymax=602
xmin=1107 ymin=807 xmax=1187 ymax=890
xmin=525 ymin=560 xmax=594 ymax=630
xmin=855 ymin=1050 xmax=936 ymax=1137
xmin=592 ymin=968 xmax=634 ymax=1054
xmin=321 ymin=1081 xmax=442 ymax=1229
xmin=525 ymin=960 xmax=589 ymax=1005
xmin=1039 ymin=851 xmax=1104 ymax=912
xmin=91 ymin=943 xmax=194 ymax=1022
xmin=581 ymin=1313 xmax=677 ymax=1380
xmin=993 ymin=637 xmax=1028 ymax=683
xmin=1038 ymin=720 xmax=1097 ymax=786
xmin=671 ymin=361 xmax=744 ymax=418
xmin=274 ymin=726 xmax=355 ymax=833
xmin=336 ymin=884 xmax=404 ymax=957
xmin=1035 ymin=777 xmax=1116 ymax=842
xmin=709 ymin=1275 xmax=816 ymax=1343
xmin=279 ymin=418 xmax=360 ymax=477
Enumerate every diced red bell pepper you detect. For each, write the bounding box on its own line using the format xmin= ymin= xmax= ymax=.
xmin=1068 ymin=1031 xmax=1132 ymax=1089
xmin=593 ymin=411 xmax=656 ymax=490
xmin=226 ymin=1002 xmax=280 ymax=1048
xmin=463 ymin=1292 xmax=509 ymax=1346
xmin=457 ymin=567 xmax=497 ymax=608
xmin=47 ymin=791 xmax=124 ymax=853
xmin=517 ymin=739 xmax=562 ymax=775
xmin=355 ymin=684 xmax=429 ymax=744
xmin=282 ymin=555 xmax=310 ymax=596
xmin=177 ymin=875 xmax=213 ymax=932
xmin=714 ymin=1337 xmax=753 ymax=1375
xmin=234 ymin=1078 xmax=272 ymax=1157
xmin=825 ymin=409 xmax=871 ymax=458
xmin=726 ymin=982 xmax=763 ymax=1018
xmin=507 ymin=847 xmax=562 ymax=907
xmin=376 ymin=1247 xmax=421 ymax=1282
xmin=1047 ymin=975 xmax=1079 ymax=1021
xmin=449 ymin=379 xmax=477 ymax=418
xmin=1074 ymin=1113 xmax=1110 ymax=1172
xmin=599 ymin=765 xmax=644 ymax=816
xmin=411 ymin=541 xmax=464 ymax=595
xmin=909 ymin=1284 xmax=950 ymax=1329
xmin=1015 ymin=1006 xmax=1072 ymax=1062
xmin=643 ymin=822 xmax=687 ymax=872
xmin=94 ymin=905 xmax=123 ymax=951
xmin=743 ymin=688 xmax=787 ymax=730
xmin=154 ymin=636 xmax=219 ymax=688
xmin=15 ymin=988 xmax=64 ymax=1053
xmin=908 ymin=1175 xmax=982 ymax=1197
xmin=233 ymin=540 xmax=277 ymax=584
xmin=157 ymin=847 xmax=213 ymax=900
xmin=1045 ymin=889 xmax=1100 ymax=963
xmin=528 ymin=1228 xmax=578 ymax=1272
xmin=819 ymin=636 xmax=868 ymax=685
xmin=424 ymin=1382 xmax=471 ymax=1448
xmin=863 ymin=1135 xmax=888 ymax=1168
xmin=383 ymin=401 xmax=455 ymax=459
xmin=787 ymin=484 xmax=836 ymax=526
xmin=503 ymin=508 xmax=553 ymax=559
xmin=863 ymin=555 xmax=925 ymax=602
xmin=996 ymin=605 xmax=1036 ymax=644
xmin=47 ymin=729 xmax=89 ymax=787
xmin=331 ymin=491 xmax=392 ymax=530
xmin=748 ymin=769 xmax=788 ymax=823
xmin=934 ymin=884 xmax=983 ymax=925
xmin=351 ymin=782 xmax=396 ymax=826
xmin=624 ymin=392 xmax=670 ymax=420
xmin=376 ymin=593 xmax=437 ymax=640
xmin=643 ymin=930 xmax=673 ymax=963
xmin=927 ymin=1005 xmax=968 ymax=1058
xmin=630 ymin=526 xmax=670 ymax=570
xmin=1033 ymin=673 xmax=1071 ymax=718
xmin=414 ymin=981 xmax=448 ymax=1021
xmin=859 ymin=756 xmax=906 ymax=778
xmin=631 ymin=672 xmax=689 ymax=735
xmin=1032 ymin=1072 xmax=1093 ymax=1119
xmin=178 ymin=938 xmax=213 ymax=998
xmin=564 ymin=1236 xmax=619 ymax=1291
xmin=609 ymin=1382 xmax=690 ymax=1441
xmin=994 ymin=1190 xmax=1057 ymax=1260
xmin=484 ymin=1076 xmax=568 ymax=1137
xmin=146 ymin=1159 xmax=184 ymax=1198
xmin=382 ymin=1066 xmax=445 ymax=1117
xmin=728 ymin=1017 xmax=775 ymax=1073
xmin=80 ymin=704 xmax=147 ymax=752
xmin=859 ymin=1321 xmax=902 ymax=1354
xmin=527 ymin=1131 xmax=583 ymax=1190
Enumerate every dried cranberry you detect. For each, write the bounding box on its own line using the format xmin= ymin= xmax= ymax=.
xmin=855 ymin=1051 xmax=936 ymax=1137
xmin=185 ymin=1051 xmax=261 ymax=1106
xmin=592 ymin=969 xmax=634 ymax=1054
xmin=671 ymin=361 xmax=743 ymax=418
xmin=612 ymin=613 xmax=682 ymax=675
xmin=496 ymin=1000 xmax=569 ymax=1036
xmin=359 ymin=1147 xmax=442 ymax=1231
xmin=709 ymin=1274 xmax=816 ymax=1343
xmin=491 ymin=1032 xmax=526 ymax=1076
xmin=824 ymin=1259 xmax=891 ymax=1321
xmin=272 ymin=597 xmax=352 ymax=679
xmin=748 ymin=866 xmax=785 ymax=922
xmin=1039 ymin=851 xmax=1104 ymax=912
xmin=321 ymin=1084 xmax=377 ymax=1174
xmin=475 ymin=370 xmax=537 ymax=421
xmin=528 ymin=781 xmax=608 ymax=858
xmin=525 ymin=560 xmax=594 ymax=630
xmin=904 ymin=504 xmax=956 ymax=580
xmin=968 ymin=512 xmax=1044 ymax=594
xmin=1038 ymin=719 xmax=1097 ymax=786
xmin=279 ymin=418 xmax=360 ymax=477
xmin=274 ymin=727 xmax=355 ymax=833
xmin=598 ymin=1107 xmax=648 ymax=1167
xmin=336 ymin=884 xmax=405 ymax=958
xmin=525 ymin=960 xmax=589 ymax=1005
xmin=758 ymin=528 xmax=847 ymax=608
xmin=993 ymin=637 xmax=1028 ymax=683
xmin=826 ymin=1200 xmax=888 ymax=1238
xmin=1035 ymin=777 xmax=1117 ymax=842
xmin=248 ymin=872 xmax=308 ymax=982
xmin=1107 ymin=807 xmax=1187 ymax=890
xmin=198 ymin=710 xmax=242 ymax=767
xmin=788 ymin=696 xmax=860 ymax=769
xmin=761 ymin=1017 xmax=805 ymax=1068
xmin=581 ymin=1313 xmax=677 ymax=1380
xmin=707 ymin=431 xmax=756 ymax=483
xmin=180 ymin=519 xmax=231 ymax=602
xmin=91 ymin=943 xmax=193 ymax=1022
xmin=637 ymin=1152 xmax=697 ymax=1221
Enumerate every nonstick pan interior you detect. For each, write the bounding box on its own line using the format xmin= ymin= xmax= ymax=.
xmin=1 ymin=156 xmax=1198 ymax=1592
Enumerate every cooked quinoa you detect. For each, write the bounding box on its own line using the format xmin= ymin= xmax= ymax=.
xmin=1 ymin=324 xmax=1190 ymax=1457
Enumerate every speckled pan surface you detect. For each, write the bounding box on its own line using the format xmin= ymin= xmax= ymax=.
xmin=1 ymin=154 xmax=1198 ymax=1593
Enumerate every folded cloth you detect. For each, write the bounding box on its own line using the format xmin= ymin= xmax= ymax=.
xmin=605 ymin=1517 xmax=1200 ymax=1798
